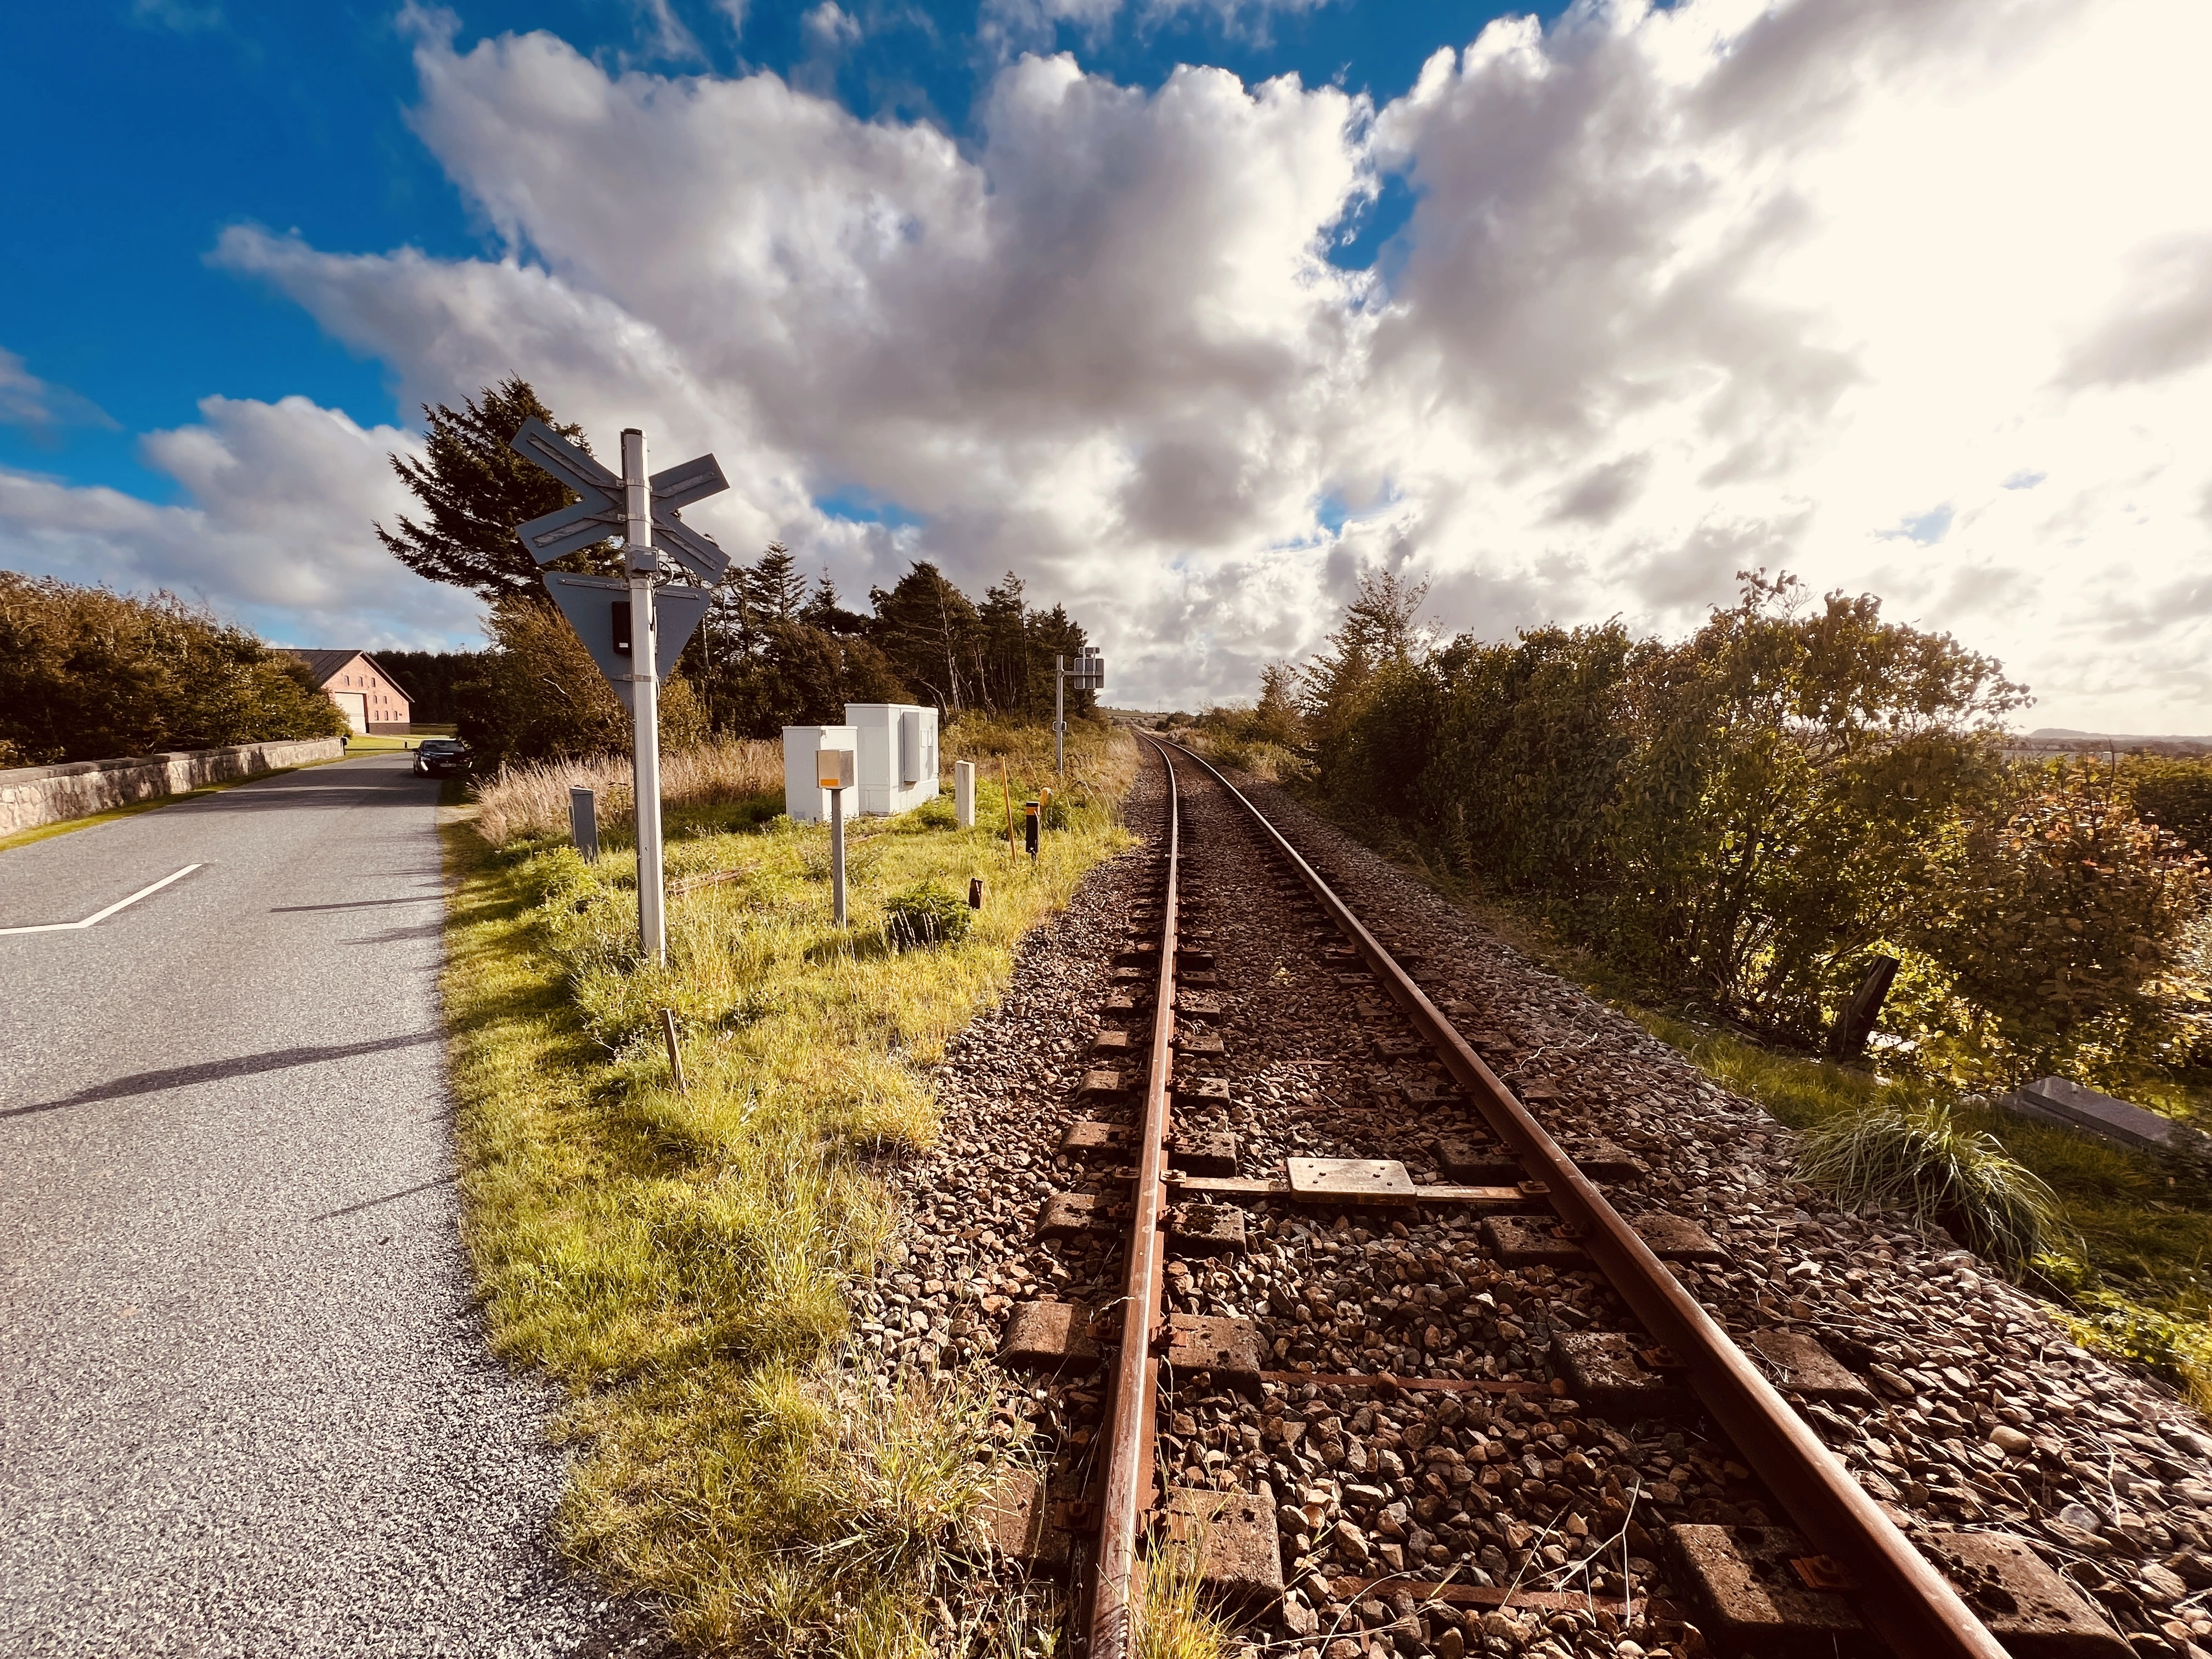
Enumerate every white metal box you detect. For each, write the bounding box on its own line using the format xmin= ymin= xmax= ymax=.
xmin=845 ymin=703 xmax=940 ymax=816
xmin=782 ymin=723 xmax=857 ymax=822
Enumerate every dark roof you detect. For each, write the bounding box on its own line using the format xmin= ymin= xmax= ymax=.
xmin=282 ymin=648 xmax=415 ymax=702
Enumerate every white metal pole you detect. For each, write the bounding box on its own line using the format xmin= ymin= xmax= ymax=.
xmin=1055 ymin=653 xmax=1065 ymax=779
xmin=623 ymin=427 xmax=666 ymax=965
xmin=830 ymin=785 xmax=847 ymax=927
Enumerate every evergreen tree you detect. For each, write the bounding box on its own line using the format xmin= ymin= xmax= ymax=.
xmin=376 ymin=378 xmax=612 ymax=602
xmin=742 ymin=543 xmax=809 ymax=623
xmin=979 ymin=573 xmax=1030 ymax=713
xmin=370 ymin=650 xmax=485 ymax=725
xmin=801 ymin=573 xmax=871 ymax=637
xmin=868 ymin=562 xmax=983 ymax=712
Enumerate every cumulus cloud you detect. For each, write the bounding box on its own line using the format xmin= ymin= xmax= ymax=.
xmin=1345 ymin=0 xmax=2212 ymax=730
xmin=0 ymin=396 xmax=480 ymax=648
xmin=9 ymin=0 xmax=2212 ymax=730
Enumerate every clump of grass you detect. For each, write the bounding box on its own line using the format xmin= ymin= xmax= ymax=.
xmin=883 ymin=880 xmax=972 ymax=950
xmin=1797 ymin=1099 xmax=2070 ymax=1269
xmin=439 ymin=721 xmax=1137 ymax=1651
xmin=1132 ymin=1530 xmax=1232 ymax=1659
xmin=473 ymin=737 xmax=783 ymax=845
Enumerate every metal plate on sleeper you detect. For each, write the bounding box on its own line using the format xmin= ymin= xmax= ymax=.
xmin=1286 ymin=1158 xmax=1417 ymax=1200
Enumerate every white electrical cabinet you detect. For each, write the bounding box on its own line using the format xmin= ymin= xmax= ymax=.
xmin=846 ymin=703 xmax=941 ymax=816
xmin=781 ymin=723 xmax=857 ymax=823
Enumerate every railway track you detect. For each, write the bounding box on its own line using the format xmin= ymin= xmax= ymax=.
xmin=981 ymin=735 xmax=2143 ymax=1659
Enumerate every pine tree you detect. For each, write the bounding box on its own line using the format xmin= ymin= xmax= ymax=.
xmin=376 ymin=378 xmax=611 ymax=601
xmin=743 ymin=543 xmax=809 ymax=623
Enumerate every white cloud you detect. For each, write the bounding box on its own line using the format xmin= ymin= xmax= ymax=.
xmin=9 ymin=0 xmax=2211 ymax=729
xmin=0 ymin=348 xmax=116 ymax=439
xmin=980 ymin=0 xmax=1336 ymax=58
xmin=1350 ymin=0 xmax=2212 ymax=732
xmin=0 ymin=396 xmax=481 ymax=650
xmin=802 ymin=2 xmax=863 ymax=50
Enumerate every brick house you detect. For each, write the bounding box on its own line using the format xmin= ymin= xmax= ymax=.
xmin=286 ymin=649 xmax=413 ymax=735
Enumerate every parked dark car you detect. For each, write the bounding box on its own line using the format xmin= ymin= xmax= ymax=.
xmin=412 ymin=738 xmax=471 ymax=777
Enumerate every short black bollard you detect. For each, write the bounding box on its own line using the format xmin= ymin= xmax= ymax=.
xmin=968 ymin=877 xmax=984 ymax=909
xmin=1024 ymin=800 xmax=1040 ymax=862
xmin=569 ymin=786 xmax=600 ymax=860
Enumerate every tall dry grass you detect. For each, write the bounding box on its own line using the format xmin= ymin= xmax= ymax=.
xmin=473 ymin=737 xmax=783 ymax=846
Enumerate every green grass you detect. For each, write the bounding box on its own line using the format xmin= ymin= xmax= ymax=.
xmin=439 ymin=725 xmax=1136 ymax=1654
xmin=0 ymin=752 xmax=354 ymax=855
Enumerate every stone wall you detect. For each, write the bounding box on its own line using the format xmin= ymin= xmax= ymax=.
xmin=0 ymin=738 xmax=348 ymax=836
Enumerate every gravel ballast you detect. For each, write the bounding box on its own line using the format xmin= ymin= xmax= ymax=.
xmin=856 ymin=749 xmax=2212 ymax=1658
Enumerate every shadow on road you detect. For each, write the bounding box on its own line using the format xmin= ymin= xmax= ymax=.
xmin=271 ymin=895 xmax=441 ymax=912
xmin=2 ymin=1030 xmax=444 ymax=1119
xmin=307 ymin=1173 xmax=460 ymax=1222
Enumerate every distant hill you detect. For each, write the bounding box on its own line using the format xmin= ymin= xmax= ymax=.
xmin=2018 ymin=727 xmax=2212 ymax=755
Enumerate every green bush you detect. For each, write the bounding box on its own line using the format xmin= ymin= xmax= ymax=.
xmin=882 ymin=881 xmax=971 ymax=951
xmin=1291 ymin=569 xmax=2211 ymax=1084
xmin=904 ymin=797 xmax=958 ymax=831
xmin=1797 ymin=1100 xmax=2068 ymax=1270
xmin=0 ymin=572 xmax=347 ymax=766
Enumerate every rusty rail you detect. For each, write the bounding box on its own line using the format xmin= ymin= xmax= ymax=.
xmin=1089 ymin=735 xmax=1183 ymax=1659
xmin=1161 ymin=738 xmax=2008 ymax=1659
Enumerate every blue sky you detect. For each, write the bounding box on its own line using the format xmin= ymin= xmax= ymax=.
xmin=3 ymin=0 xmax=2208 ymax=730
xmin=0 ymin=1 xmax=1515 ymax=501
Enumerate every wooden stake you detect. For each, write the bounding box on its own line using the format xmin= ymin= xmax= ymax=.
xmin=661 ymin=1007 xmax=687 ymax=1094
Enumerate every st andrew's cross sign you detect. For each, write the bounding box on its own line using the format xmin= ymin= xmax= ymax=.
xmin=510 ymin=416 xmax=731 ymax=583
xmin=509 ymin=415 xmax=730 ymax=707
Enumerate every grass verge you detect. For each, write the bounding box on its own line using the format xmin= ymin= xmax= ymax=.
xmin=439 ymin=721 xmax=1137 ymax=1652
xmin=0 ymin=752 xmax=355 ymax=855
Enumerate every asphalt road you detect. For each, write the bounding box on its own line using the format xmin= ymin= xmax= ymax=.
xmin=0 ymin=756 xmax=653 ymax=1656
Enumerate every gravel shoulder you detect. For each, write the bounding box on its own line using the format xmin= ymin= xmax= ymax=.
xmin=0 ymin=756 xmax=655 ymax=1657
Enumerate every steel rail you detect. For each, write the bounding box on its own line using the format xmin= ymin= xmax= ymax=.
xmin=1160 ymin=738 xmax=2008 ymax=1659
xmin=1089 ymin=735 xmax=1183 ymax=1659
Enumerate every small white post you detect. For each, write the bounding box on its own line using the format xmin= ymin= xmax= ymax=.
xmin=817 ymin=744 xmax=855 ymax=927
xmin=830 ymin=785 xmax=847 ymax=927
xmin=623 ymin=427 xmax=666 ymax=965
xmin=953 ymin=760 xmax=975 ymax=828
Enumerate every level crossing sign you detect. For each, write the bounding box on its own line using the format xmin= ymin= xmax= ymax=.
xmin=507 ymin=417 xmax=730 ymax=967
xmin=509 ymin=416 xmax=732 ymax=584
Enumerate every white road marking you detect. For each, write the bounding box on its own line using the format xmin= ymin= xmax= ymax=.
xmin=0 ymin=865 xmax=204 ymax=936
